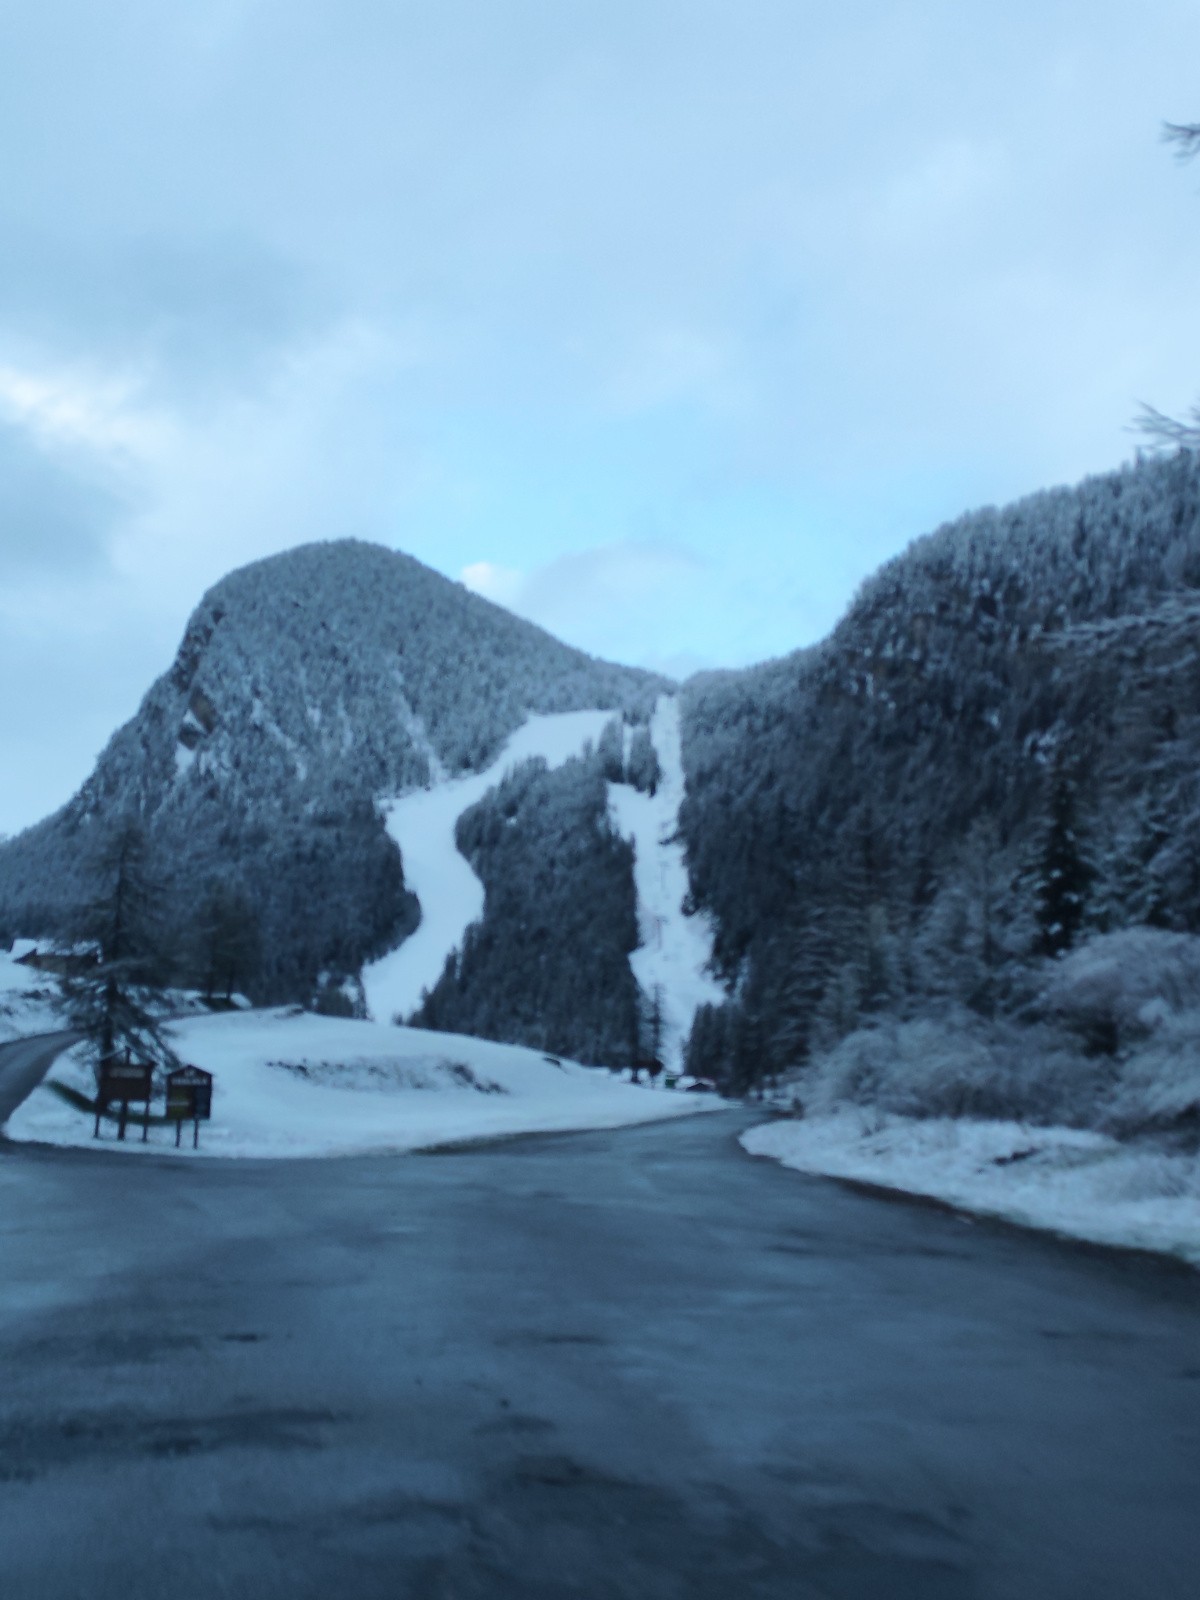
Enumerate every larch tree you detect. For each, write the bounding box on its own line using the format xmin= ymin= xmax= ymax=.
xmin=59 ymin=817 xmax=179 ymax=1083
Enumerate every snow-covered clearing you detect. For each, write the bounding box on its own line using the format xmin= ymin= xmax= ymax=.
xmin=0 ymin=943 xmax=61 ymax=1042
xmin=607 ymin=695 xmax=725 ymax=1072
xmin=7 ymin=1009 xmax=718 ymax=1159
xmin=742 ymin=1113 xmax=1200 ymax=1268
xmin=362 ymin=710 xmax=612 ymax=1024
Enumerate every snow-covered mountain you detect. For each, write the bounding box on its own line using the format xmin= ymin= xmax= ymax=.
xmin=0 ymin=541 xmax=669 ymax=1004
xmin=8 ymin=451 xmax=1200 ymax=1106
xmin=678 ymin=449 xmax=1200 ymax=1101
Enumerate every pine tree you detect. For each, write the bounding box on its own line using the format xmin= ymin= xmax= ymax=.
xmin=638 ymin=984 xmax=665 ymax=1084
xmin=58 ymin=818 xmax=179 ymax=1082
xmin=1035 ymin=764 xmax=1091 ymax=959
xmin=195 ymin=879 xmax=261 ymax=1002
xmin=770 ymin=904 xmax=836 ymax=1069
xmin=625 ymin=727 xmax=662 ymax=796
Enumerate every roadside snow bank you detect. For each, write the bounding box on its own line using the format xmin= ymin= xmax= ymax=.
xmin=362 ymin=710 xmax=612 ymax=1024
xmin=7 ymin=1009 xmax=718 ymax=1158
xmin=742 ymin=1113 xmax=1200 ymax=1268
xmin=608 ymin=696 xmax=725 ymax=1071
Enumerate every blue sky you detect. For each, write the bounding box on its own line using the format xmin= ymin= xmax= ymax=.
xmin=2 ymin=1 xmax=1199 ymax=832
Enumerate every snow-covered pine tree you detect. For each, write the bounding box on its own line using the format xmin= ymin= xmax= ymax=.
xmin=1035 ymin=762 xmax=1092 ymax=959
xmin=625 ymin=726 xmax=662 ymax=796
xmin=194 ymin=879 xmax=261 ymax=1003
xmin=58 ymin=818 xmax=179 ymax=1083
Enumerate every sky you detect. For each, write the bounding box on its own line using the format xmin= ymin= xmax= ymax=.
xmin=1 ymin=0 xmax=1199 ymax=835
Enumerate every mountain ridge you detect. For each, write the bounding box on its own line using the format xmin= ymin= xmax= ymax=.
xmin=0 ymin=539 xmax=669 ymax=998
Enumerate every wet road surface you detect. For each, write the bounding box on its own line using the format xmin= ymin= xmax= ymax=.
xmin=1 ymin=1035 xmax=1199 ymax=1598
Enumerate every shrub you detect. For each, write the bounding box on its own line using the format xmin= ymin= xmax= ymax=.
xmin=804 ymin=1006 xmax=1113 ymax=1127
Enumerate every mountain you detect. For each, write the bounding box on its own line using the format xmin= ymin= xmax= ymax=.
xmin=677 ymin=449 xmax=1200 ymax=1101
xmin=0 ymin=541 xmax=668 ymax=1000
xmin=7 ymin=451 xmax=1200 ymax=1122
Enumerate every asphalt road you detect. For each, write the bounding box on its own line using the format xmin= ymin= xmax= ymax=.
xmin=0 ymin=1029 xmax=78 ymax=1125
xmin=1 ymin=1035 xmax=1199 ymax=1599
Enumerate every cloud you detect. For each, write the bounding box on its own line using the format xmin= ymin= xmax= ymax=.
xmin=0 ymin=233 xmax=335 ymax=414
xmin=3 ymin=0 xmax=1200 ymax=835
xmin=460 ymin=560 xmax=524 ymax=607
xmin=0 ymin=361 xmax=162 ymax=457
xmin=600 ymin=325 xmax=745 ymax=417
xmin=462 ymin=541 xmax=710 ymax=668
xmin=0 ymin=420 xmax=127 ymax=577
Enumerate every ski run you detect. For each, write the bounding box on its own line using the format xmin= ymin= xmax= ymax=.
xmin=362 ymin=695 xmax=724 ymax=1073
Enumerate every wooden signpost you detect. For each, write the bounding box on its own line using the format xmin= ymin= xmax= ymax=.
xmin=166 ymin=1066 xmax=213 ymax=1149
xmin=95 ymin=1051 xmax=155 ymax=1142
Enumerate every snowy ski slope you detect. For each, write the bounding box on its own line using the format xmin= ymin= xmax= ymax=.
xmin=362 ymin=710 xmax=612 ymax=1024
xmin=608 ymin=696 xmax=725 ymax=1072
xmin=361 ymin=696 xmax=724 ymax=1066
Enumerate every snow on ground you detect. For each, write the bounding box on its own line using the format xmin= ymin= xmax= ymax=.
xmin=607 ymin=695 xmax=726 ymax=1072
xmin=362 ymin=710 xmax=612 ymax=1024
xmin=742 ymin=1112 xmax=1200 ymax=1268
xmin=6 ymin=1008 xmax=719 ymax=1159
xmin=0 ymin=945 xmax=61 ymax=1042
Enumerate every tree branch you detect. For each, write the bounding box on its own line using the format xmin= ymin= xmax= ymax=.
xmin=1163 ymin=122 xmax=1200 ymax=160
xmin=1134 ymin=402 xmax=1200 ymax=453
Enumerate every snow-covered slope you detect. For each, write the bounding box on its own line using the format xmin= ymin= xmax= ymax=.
xmin=608 ymin=696 xmax=725 ymax=1071
xmin=6 ymin=1009 xmax=719 ymax=1159
xmin=362 ymin=710 xmax=612 ymax=1023
xmin=0 ymin=944 xmax=60 ymax=1043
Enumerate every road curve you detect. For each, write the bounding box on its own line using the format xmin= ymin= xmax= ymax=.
xmin=1 ymin=1106 xmax=1198 ymax=1598
xmin=0 ymin=1029 xmax=77 ymax=1128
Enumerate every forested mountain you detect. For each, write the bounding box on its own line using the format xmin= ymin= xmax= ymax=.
xmin=678 ymin=450 xmax=1200 ymax=1102
xmin=5 ymin=451 xmax=1200 ymax=1121
xmin=0 ymin=542 xmax=666 ymax=998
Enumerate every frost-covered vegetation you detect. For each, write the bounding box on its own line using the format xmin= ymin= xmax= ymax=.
xmin=793 ymin=929 xmax=1200 ymax=1140
xmin=680 ymin=450 xmax=1200 ymax=1146
xmin=0 ymin=541 xmax=666 ymax=1001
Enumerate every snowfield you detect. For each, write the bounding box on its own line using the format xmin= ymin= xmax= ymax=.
xmin=6 ymin=1009 xmax=719 ymax=1159
xmin=742 ymin=1113 xmax=1200 ymax=1269
xmin=0 ymin=943 xmax=61 ymax=1043
xmin=362 ymin=709 xmax=613 ymax=1024
xmin=607 ymin=696 xmax=725 ymax=1072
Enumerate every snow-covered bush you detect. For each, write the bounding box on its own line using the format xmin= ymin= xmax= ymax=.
xmin=1037 ymin=928 xmax=1200 ymax=1054
xmin=804 ymin=1008 xmax=1111 ymax=1127
xmin=1104 ymin=1009 xmax=1200 ymax=1141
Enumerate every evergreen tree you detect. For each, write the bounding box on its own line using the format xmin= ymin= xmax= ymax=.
xmin=1035 ymin=764 xmax=1091 ymax=959
xmin=625 ymin=726 xmax=662 ymax=796
xmin=195 ymin=879 xmax=261 ymax=1002
xmin=684 ymin=1002 xmax=731 ymax=1082
xmin=58 ymin=818 xmax=179 ymax=1082
xmin=769 ymin=903 xmax=836 ymax=1069
xmin=638 ymin=984 xmax=665 ymax=1083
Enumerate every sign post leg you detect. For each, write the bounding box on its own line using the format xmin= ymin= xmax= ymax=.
xmin=193 ymin=1116 xmax=200 ymax=1150
xmin=175 ymin=1117 xmax=182 ymax=1148
xmin=142 ymin=1103 xmax=150 ymax=1142
xmin=93 ymin=1101 xmax=102 ymax=1139
xmin=118 ymin=1101 xmax=128 ymax=1142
